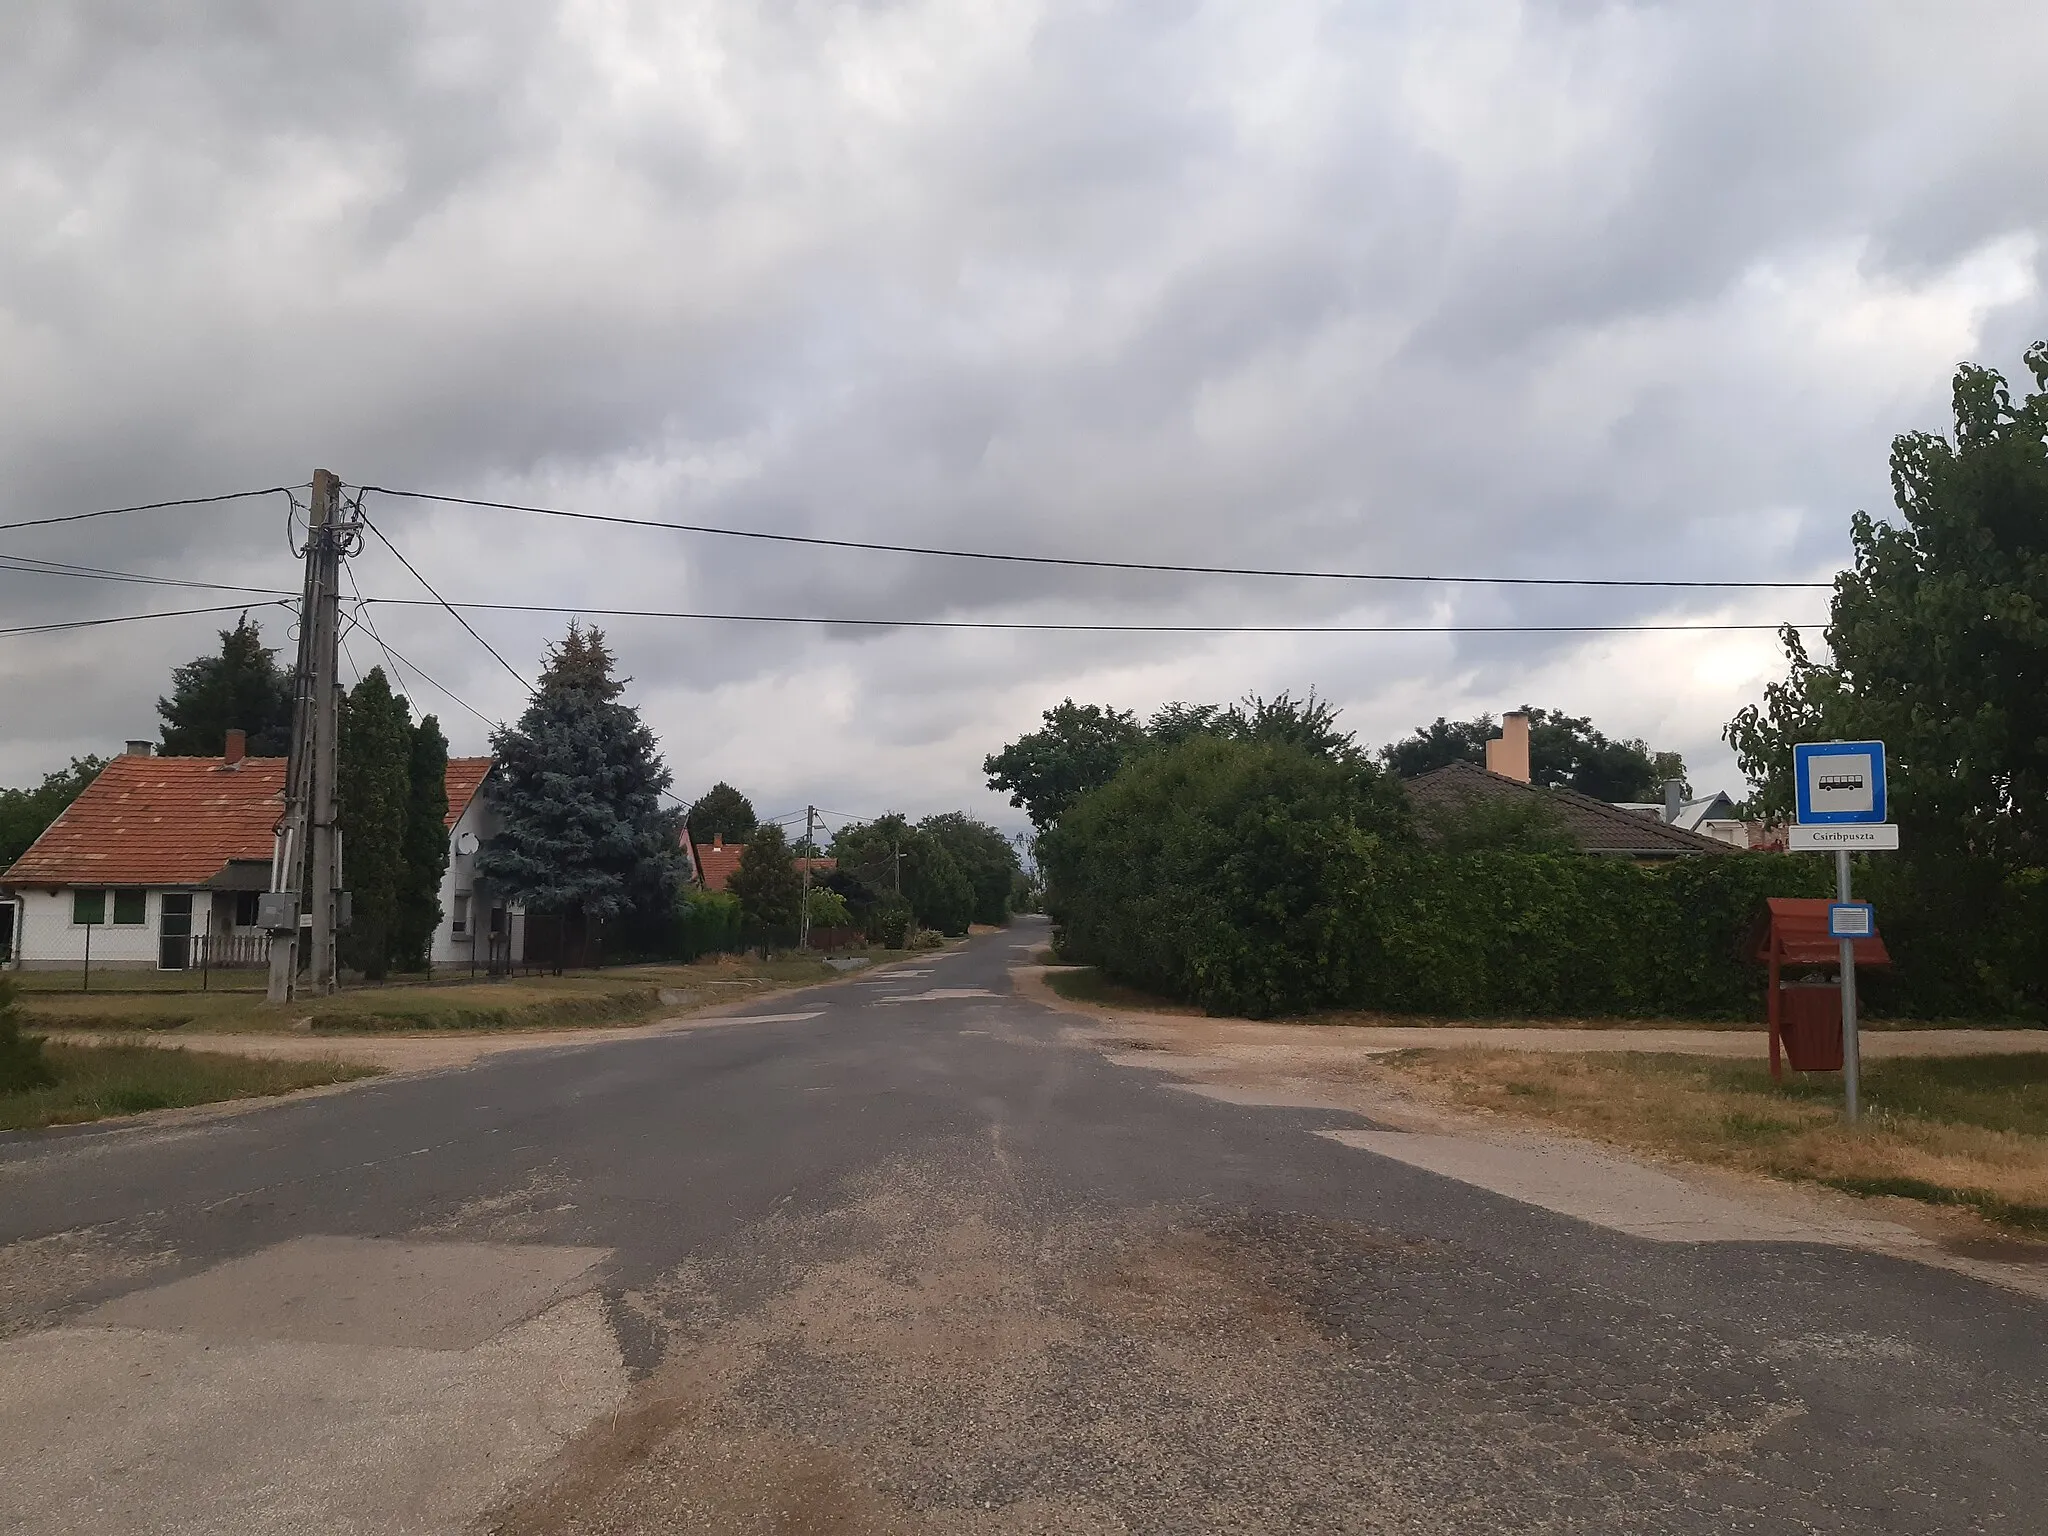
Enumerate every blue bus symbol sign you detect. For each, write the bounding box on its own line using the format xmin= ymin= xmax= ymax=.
xmin=1794 ymin=741 xmax=1887 ymax=825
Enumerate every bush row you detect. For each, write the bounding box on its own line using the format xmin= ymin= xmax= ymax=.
xmin=1042 ymin=734 xmax=2039 ymax=1021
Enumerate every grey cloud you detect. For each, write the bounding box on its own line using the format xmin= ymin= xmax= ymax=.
xmin=2 ymin=0 xmax=2044 ymax=816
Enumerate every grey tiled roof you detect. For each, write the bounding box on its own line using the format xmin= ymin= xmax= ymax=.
xmin=1402 ymin=759 xmax=1736 ymax=857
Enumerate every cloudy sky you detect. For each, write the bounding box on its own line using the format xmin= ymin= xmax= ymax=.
xmin=3 ymin=0 xmax=2043 ymax=832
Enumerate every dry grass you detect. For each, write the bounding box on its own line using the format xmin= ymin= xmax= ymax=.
xmin=1 ymin=1040 xmax=382 ymax=1130
xmin=15 ymin=953 xmax=844 ymax=1034
xmin=1383 ymin=1049 xmax=2048 ymax=1233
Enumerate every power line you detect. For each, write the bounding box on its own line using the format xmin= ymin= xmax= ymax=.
xmin=361 ymin=484 xmax=1835 ymax=591
xmin=358 ymin=513 xmax=533 ymax=692
xmin=0 ymin=551 xmax=298 ymax=598
xmin=358 ymin=597 xmax=1820 ymax=635
xmin=0 ymin=485 xmax=303 ymax=535
xmin=0 ymin=599 xmax=295 ymax=638
xmin=341 ymin=608 xmax=500 ymax=732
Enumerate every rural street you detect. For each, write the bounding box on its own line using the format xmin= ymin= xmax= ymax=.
xmin=2 ymin=919 xmax=2042 ymax=1534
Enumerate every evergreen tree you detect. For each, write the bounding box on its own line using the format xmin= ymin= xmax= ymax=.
xmin=728 ymin=822 xmax=804 ymax=932
xmin=158 ymin=615 xmax=295 ymax=757
xmin=392 ymin=715 xmax=450 ymax=972
xmin=477 ymin=623 xmax=685 ymax=929
xmin=687 ymin=781 xmax=758 ymax=843
xmin=337 ymin=669 xmax=412 ymax=980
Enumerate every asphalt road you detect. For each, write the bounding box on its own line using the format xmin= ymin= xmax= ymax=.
xmin=2 ymin=919 xmax=2043 ymax=1534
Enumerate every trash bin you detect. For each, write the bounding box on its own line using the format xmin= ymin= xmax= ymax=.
xmin=1778 ymin=982 xmax=1843 ymax=1072
xmin=1752 ymin=898 xmax=1890 ymax=1080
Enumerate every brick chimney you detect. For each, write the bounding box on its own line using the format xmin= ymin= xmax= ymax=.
xmin=1484 ymin=711 xmax=1531 ymax=783
xmin=224 ymin=728 xmax=247 ymax=766
xmin=713 ymin=834 xmax=724 ymax=849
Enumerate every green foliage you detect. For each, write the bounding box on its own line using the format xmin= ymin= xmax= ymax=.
xmin=984 ymin=700 xmax=1146 ymax=832
xmin=1727 ymin=342 xmax=2048 ymax=1011
xmin=687 ymin=781 xmax=757 ymax=844
xmin=1381 ymin=707 xmax=1686 ymax=801
xmin=1417 ymin=793 xmax=1577 ymax=855
xmin=393 ymin=714 xmax=450 ymax=971
xmin=0 ymin=978 xmax=55 ymax=1093
xmin=158 ymin=615 xmax=294 ymax=758
xmin=918 ymin=812 xmax=1022 ymax=926
xmin=1043 ymin=730 xmax=1848 ymax=1019
xmin=0 ymin=755 xmax=107 ymax=870
xmin=729 ymin=823 xmax=804 ymax=931
xmin=1355 ymin=853 xmax=1829 ymax=1018
xmin=805 ymin=886 xmax=853 ymax=928
xmin=672 ymin=889 xmax=745 ymax=959
xmin=479 ymin=623 xmax=686 ymax=924
xmin=338 ymin=669 xmax=412 ymax=980
xmin=1042 ymin=735 xmax=1410 ymax=1017
xmin=831 ymin=814 xmax=976 ymax=935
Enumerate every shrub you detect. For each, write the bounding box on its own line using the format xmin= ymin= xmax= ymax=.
xmin=1043 ymin=735 xmax=1409 ymax=1017
xmin=0 ymin=978 xmax=56 ymax=1093
xmin=672 ymin=889 xmax=745 ymax=960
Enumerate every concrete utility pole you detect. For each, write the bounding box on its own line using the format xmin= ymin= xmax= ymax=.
xmin=266 ymin=470 xmax=352 ymax=1003
xmin=798 ymin=805 xmax=817 ymax=949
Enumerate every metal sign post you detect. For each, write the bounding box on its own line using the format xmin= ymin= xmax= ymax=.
xmin=1790 ymin=741 xmax=1895 ymax=1123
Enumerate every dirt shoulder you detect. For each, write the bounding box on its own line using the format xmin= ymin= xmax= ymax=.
xmin=1016 ymin=966 xmax=2048 ymax=1300
xmin=1017 ymin=966 xmax=2048 ymax=1062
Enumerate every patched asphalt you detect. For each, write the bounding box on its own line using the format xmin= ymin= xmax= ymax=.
xmin=2 ymin=919 xmax=2043 ymax=1533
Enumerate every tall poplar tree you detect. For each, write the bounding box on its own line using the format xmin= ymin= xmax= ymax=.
xmin=477 ymin=624 xmax=685 ymax=937
xmin=392 ymin=715 xmax=450 ymax=971
xmin=337 ymin=668 xmax=412 ymax=980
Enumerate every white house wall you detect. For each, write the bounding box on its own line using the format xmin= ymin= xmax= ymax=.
xmin=430 ymin=790 xmax=523 ymax=969
xmin=8 ymin=888 xmax=175 ymax=970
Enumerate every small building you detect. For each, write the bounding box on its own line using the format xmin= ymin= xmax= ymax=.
xmin=0 ymin=736 xmax=517 ymax=973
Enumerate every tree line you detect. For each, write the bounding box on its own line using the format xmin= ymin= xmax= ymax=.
xmin=999 ymin=342 xmax=2048 ymax=1020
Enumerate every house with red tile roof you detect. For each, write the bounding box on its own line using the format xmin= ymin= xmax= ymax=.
xmin=0 ymin=736 xmax=516 ymax=972
xmin=681 ymin=831 xmax=835 ymax=895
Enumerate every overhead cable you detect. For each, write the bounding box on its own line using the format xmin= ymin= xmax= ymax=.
xmin=0 ymin=552 xmax=298 ymax=598
xmin=0 ymin=485 xmax=303 ymax=535
xmin=358 ymin=513 xmax=533 ymax=692
xmin=0 ymin=599 xmax=296 ymax=637
xmin=360 ymin=485 xmax=1835 ymax=591
xmin=357 ymin=597 xmax=1819 ymax=635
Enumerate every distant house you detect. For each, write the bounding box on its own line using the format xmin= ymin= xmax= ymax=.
xmin=1609 ymin=788 xmax=1752 ymax=849
xmin=682 ymin=831 xmax=835 ymax=894
xmin=0 ymin=736 xmax=516 ymax=972
xmin=1406 ymin=710 xmax=1737 ymax=859
xmin=433 ymin=757 xmax=525 ymax=971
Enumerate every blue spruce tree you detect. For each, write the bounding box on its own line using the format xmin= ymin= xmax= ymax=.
xmin=477 ymin=624 xmax=685 ymax=959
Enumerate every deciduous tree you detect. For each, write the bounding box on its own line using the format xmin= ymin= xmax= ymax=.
xmin=0 ymin=756 xmax=107 ymax=870
xmin=729 ymin=822 xmax=803 ymax=931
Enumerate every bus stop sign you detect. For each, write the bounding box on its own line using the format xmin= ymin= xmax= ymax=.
xmin=1794 ymin=741 xmax=1886 ymax=825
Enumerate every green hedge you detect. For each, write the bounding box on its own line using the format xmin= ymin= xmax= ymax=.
xmin=1356 ymin=852 xmax=1829 ymax=1019
xmin=1047 ymin=734 xmax=2044 ymax=1021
